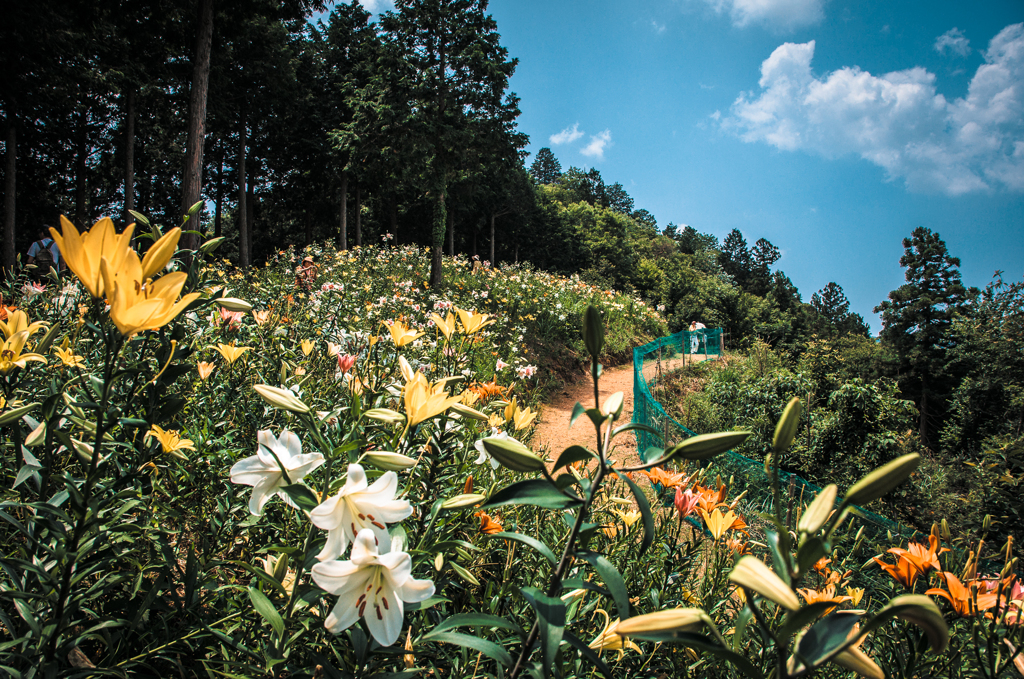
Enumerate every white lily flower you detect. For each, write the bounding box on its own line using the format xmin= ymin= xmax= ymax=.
xmin=474 ymin=428 xmax=520 ymax=470
xmin=312 ymin=528 xmax=435 ymax=646
xmin=310 ymin=464 xmax=413 ymax=561
xmin=230 ymin=429 xmax=325 ymax=516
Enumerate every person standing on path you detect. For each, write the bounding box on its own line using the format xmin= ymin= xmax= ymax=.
xmin=688 ymin=320 xmax=706 ymax=354
xmin=27 ymin=227 xmax=62 ymax=280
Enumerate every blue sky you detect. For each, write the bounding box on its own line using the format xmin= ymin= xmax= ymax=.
xmin=354 ymin=0 xmax=1023 ymax=330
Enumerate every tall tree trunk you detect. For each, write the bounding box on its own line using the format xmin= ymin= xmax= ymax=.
xmin=123 ymin=88 xmax=135 ymax=227
xmin=246 ymin=179 xmax=255 ymax=266
xmin=429 ymin=185 xmax=446 ymax=288
xmin=446 ymin=208 xmax=453 ymax=257
xmin=489 ymin=212 xmax=495 ymax=264
xmin=338 ymin=172 xmax=348 ymax=251
xmin=178 ymin=0 xmax=214 ymax=248
xmin=355 ymin=185 xmax=362 ymax=248
xmin=237 ymin=110 xmax=248 ymax=268
xmin=214 ymin=147 xmax=223 ymax=238
xmin=75 ymin=107 xmax=87 ymax=226
xmin=2 ymin=114 xmax=15 ymax=276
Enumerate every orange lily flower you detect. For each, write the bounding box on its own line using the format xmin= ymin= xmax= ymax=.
xmin=926 ymin=572 xmax=999 ymax=617
xmin=637 ymin=467 xmax=689 ymax=488
xmin=888 ymin=534 xmax=948 ymax=575
xmin=873 ymin=554 xmax=922 ymax=589
xmin=797 ymin=584 xmax=853 ymax=614
xmin=475 ymin=511 xmax=503 ymax=535
xmin=693 ymin=483 xmax=729 ymax=514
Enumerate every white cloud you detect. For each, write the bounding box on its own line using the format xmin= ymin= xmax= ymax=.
xmin=722 ymin=23 xmax=1024 ymax=195
xmin=703 ymin=0 xmax=824 ymax=31
xmin=935 ymin=28 xmax=971 ymax=56
xmin=580 ymin=130 xmax=612 ymax=160
xmin=651 ymin=19 xmax=667 ymax=34
xmin=550 ymin=123 xmax=584 ymax=145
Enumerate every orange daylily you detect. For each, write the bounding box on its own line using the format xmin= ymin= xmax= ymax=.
xmin=693 ymin=484 xmax=729 ymax=514
xmin=797 ymin=584 xmax=852 ymax=614
xmin=873 ymin=554 xmax=922 ymax=589
xmin=637 ymin=467 xmax=689 ymax=488
xmin=468 ymin=378 xmax=506 ymax=401
xmin=475 ymin=511 xmax=503 ymax=535
xmin=888 ymin=534 xmax=949 ymax=575
xmin=926 ymin=572 xmax=1000 ymax=617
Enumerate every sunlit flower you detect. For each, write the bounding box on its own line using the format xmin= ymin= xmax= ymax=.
xmin=385 ymin=320 xmax=423 ymax=347
xmin=0 ymin=309 xmax=48 ymax=340
xmin=699 ymin=508 xmax=746 ymax=541
xmin=0 ymin=331 xmax=46 ymax=373
xmin=214 ymin=342 xmax=251 ymax=364
xmin=455 ymin=308 xmax=494 ymax=335
xmin=495 ymin=358 xmax=509 ymax=371
xmin=22 ymin=281 xmax=45 ymax=300
xmin=428 ymin=311 xmax=456 ymax=341
xmin=337 ymin=354 xmax=357 ymax=374
xmin=310 ymin=464 xmax=413 ymax=561
xmin=252 ymin=309 xmax=271 ymax=325
xmin=638 ymin=467 xmax=689 ymax=488
xmin=197 ymin=361 xmax=216 ymax=380
xmin=613 ymin=509 xmax=642 ymax=532
xmin=230 ymin=429 xmax=325 ymax=516
xmin=873 ymin=554 xmax=922 ymax=589
xmin=404 ymin=372 xmax=461 ymax=427
xmin=49 ymin=216 xmax=136 ymax=298
xmin=300 ymin=338 xmax=315 ymax=356
xmin=311 ymin=529 xmax=435 ymax=646
xmin=146 ymin=424 xmax=195 ymax=460
xmin=260 ymin=554 xmax=296 ymax=596
xmin=53 ymin=338 xmax=86 ymax=367
xmin=513 ymin=405 xmax=537 ymax=430
xmin=846 ymin=587 xmax=865 ymax=607
xmin=797 ymin=584 xmax=852 ymax=614
xmin=588 ymin=609 xmax=641 ymax=658
xmin=674 ymin=486 xmax=700 ymax=519
xmin=693 ymin=483 xmax=729 ymax=514
xmin=926 ymin=572 xmax=1000 ymax=617
xmin=475 ymin=511 xmax=503 ymax=534
xmin=888 ymin=534 xmax=949 ymax=575
xmin=99 ymin=228 xmax=200 ymax=336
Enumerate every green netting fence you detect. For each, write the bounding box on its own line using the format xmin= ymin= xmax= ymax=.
xmin=632 ymin=329 xmax=921 ymax=545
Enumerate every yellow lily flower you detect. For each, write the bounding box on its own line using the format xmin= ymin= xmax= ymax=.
xmin=0 ymin=310 xmax=48 ymax=340
xmin=588 ymin=609 xmax=641 ymax=658
xmin=699 ymin=508 xmax=744 ymax=541
xmin=404 ymin=372 xmax=461 ymax=427
xmin=252 ymin=309 xmax=271 ymax=326
xmin=301 ymin=339 xmax=315 ymax=356
xmin=487 ymin=412 xmax=505 ymax=428
xmin=98 ymin=229 xmax=199 ymax=336
xmin=428 ymin=311 xmax=457 ymax=341
xmin=146 ymin=425 xmax=195 ymax=460
xmin=385 ymin=320 xmax=424 ymax=348
xmin=456 ymin=308 xmax=494 ymax=335
xmin=53 ymin=338 xmax=86 ymax=367
xmin=513 ymin=405 xmax=537 ymax=430
xmin=197 ymin=361 xmax=216 ymax=380
xmin=0 ymin=330 xmax=47 ymax=373
xmin=613 ymin=509 xmax=642 ymax=532
xmin=49 ymin=216 xmax=136 ymax=298
xmin=214 ymin=343 xmax=251 ymax=364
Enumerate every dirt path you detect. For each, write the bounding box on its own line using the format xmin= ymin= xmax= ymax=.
xmin=532 ymin=354 xmax=709 ymax=468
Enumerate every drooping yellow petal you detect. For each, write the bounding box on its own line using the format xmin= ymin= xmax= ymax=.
xmin=140 ymin=227 xmax=181 ymax=280
xmin=51 ymin=216 xmax=135 ymax=298
xmin=456 ymin=308 xmax=494 ymax=335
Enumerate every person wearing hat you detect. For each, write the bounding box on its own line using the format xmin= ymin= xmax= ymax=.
xmin=295 ymin=255 xmax=318 ymax=289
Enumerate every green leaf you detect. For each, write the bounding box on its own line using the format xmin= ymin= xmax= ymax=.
xmin=576 ymin=551 xmax=630 ymax=620
xmin=625 ymin=631 xmax=764 ymax=679
xmin=777 ymin=602 xmax=840 ymax=644
xmin=248 ymin=586 xmax=285 ymax=638
xmin=860 ymin=594 xmax=949 ymax=654
xmin=613 ymin=469 xmax=654 ymax=556
xmin=483 ymin=480 xmax=582 ymax=510
xmin=431 ymin=613 xmax=525 ymax=637
xmin=488 ymin=532 xmax=557 ymax=565
xmin=553 ymin=445 xmax=596 ymax=471
xmin=562 ymin=629 xmax=614 ymax=678
xmin=764 ymin=529 xmax=792 ymax=586
xmin=520 ymin=586 xmax=566 ymax=674
xmin=281 ymin=484 xmax=320 ymax=513
xmin=422 ymin=631 xmax=512 ymax=667
xmin=570 ymin=402 xmax=586 ymax=429
xmin=796 ymin=611 xmax=861 ymax=667
xmin=0 ymin=403 xmax=39 ymax=426
xmin=611 ymin=422 xmax=663 ymax=440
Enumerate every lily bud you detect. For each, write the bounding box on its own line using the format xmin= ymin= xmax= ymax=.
xmin=772 ymin=397 xmax=801 ymax=453
xmin=363 ymin=408 xmax=406 ymax=425
xmin=0 ymin=403 xmax=40 ymax=426
xmin=253 ymin=384 xmax=310 ymax=414
xmin=845 ymin=453 xmax=920 ymax=505
xmin=615 ymin=608 xmax=709 ymax=636
xmin=602 ymin=392 xmax=624 ymax=420
xmin=217 ymin=297 xmax=253 ymax=312
xmin=481 ymin=436 xmax=545 ymax=472
xmin=25 ymin=420 xmax=47 ymax=447
xmin=665 ymin=431 xmax=751 ymax=461
xmin=450 ymin=402 xmax=489 ymax=421
xmin=362 ymin=451 xmax=418 ymax=470
xmin=982 ymin=514 xmax=992 ymax=533
xmin=798 ymin=484 xmax=837 ymax=535
xmin=940 ymin=519 xmax=951 ymax=541
xmin=729 ymin=556 xmax=800 ymax=611
xmin=442 ymin=493 xmax=487 ymax=509
xmin=583 ymin=305 xmax=604 ymax=359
